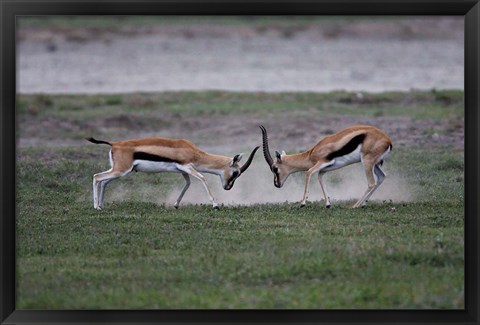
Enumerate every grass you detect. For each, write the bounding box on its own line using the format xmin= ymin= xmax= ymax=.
xmin=17 ymin=203 xmax=463 ymax=309
xmin=18 ymin=90 xmax=464 ymax=119
xmin=16 ymin=190 xmax=464 ymax=309
xmin=16 ymin=90 xmax=464 ymax=309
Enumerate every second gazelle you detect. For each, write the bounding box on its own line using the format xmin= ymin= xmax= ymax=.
xmin=259 ymin=125 xmax=393 ymax=208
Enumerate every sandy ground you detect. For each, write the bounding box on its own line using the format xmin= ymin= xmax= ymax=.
xmin=17 ymin=17 xmax=464 ymax=94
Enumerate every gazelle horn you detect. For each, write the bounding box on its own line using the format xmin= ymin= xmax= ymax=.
xmin=259 ymin=125 xmax=274 ymax=167
xmin=240 ymin=146 xmax=260 ymax=173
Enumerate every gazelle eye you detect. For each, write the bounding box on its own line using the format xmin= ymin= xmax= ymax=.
xmin=272 ymin=167 xmax=278 ymax=174
xmin=232 ymin=171 xmax=239 ymax=178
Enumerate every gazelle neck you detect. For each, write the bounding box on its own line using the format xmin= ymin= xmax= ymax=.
xmin=283 ymin=151 xmax=313 ymax=173
xmin=194 ymin=151 xmax=230 ymax=175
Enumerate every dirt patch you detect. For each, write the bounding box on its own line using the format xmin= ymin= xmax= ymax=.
xmin=18 ymin=112 xmax=464 ymax=151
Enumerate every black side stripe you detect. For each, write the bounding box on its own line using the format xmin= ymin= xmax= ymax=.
xmin=133 ymin=152 xmax=180 ymax=164
xmin=326 ymin=134 xmax=366 ymax=160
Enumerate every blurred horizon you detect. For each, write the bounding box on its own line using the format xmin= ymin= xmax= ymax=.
xmin=17 ymin=16 xmax=463 ymax=94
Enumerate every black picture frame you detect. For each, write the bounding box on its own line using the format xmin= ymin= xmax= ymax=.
xmin=1 ymin=1 xmax=479 ymax=324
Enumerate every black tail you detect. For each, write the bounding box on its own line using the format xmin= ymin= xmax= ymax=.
xmin=86 ymin=137 xmax=112 ymax=146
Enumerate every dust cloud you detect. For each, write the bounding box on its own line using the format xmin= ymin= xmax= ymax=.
xmin=165 ymin=160 xmax=413 ymax=207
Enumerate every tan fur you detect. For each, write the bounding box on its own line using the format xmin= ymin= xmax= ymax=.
xmin=107 ymin=138 xmax=232 ymax=172
xmin=264 ymin=125 xmax=392 ymax=208
xmin=307 ymin=125 xmax=392 ymax=163
xmin=89 ymin=137 xmax=258 ymax=210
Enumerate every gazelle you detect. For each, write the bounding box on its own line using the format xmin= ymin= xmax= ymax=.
xmin=87 ymin=137 xmax=260 ymax=210
xmin=259 ymin=125 xmax=392 ymax=208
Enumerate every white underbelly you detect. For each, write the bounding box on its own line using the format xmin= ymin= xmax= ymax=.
xmin=133 ymin=160 xmax=179 ymax=173
xmin=322 ymin=145 xmax=362 ymax=172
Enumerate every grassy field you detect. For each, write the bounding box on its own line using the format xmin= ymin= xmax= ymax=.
xmin=16 ymin=90 xmax=464 ymax=309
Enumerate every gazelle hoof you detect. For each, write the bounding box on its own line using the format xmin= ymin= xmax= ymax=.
xmin=300 ymin=203 xmax=306 ymax=208
xmin=213 ymin=205 xmax=220 ymax=210
xmin=326 ymin=204 xmax=331 ymax=209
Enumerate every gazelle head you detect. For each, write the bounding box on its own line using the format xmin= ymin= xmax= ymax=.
xmin=222 ymin=146 xmax=260 ymax=190
xmin=259 ymin=125 xmax=290 ymax=188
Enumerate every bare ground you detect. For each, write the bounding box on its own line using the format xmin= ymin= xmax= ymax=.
xmin=18 ymin=109 xmax=464 ymax=151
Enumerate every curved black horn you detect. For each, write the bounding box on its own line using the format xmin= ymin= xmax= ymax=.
xmin=259 ymin=125 xmax=274 ymax=167
xmin=239 ymin=146 xmax=260 ymax=173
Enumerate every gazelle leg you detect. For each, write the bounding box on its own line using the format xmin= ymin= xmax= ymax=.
xmin=99 ymin=178 xmax=114 ymax=209
xmin=93 ymin=169 xmax=132 ymax=210
xmin=353 ymin=160 xmax=378 ymax=208
xmin=93 ymin=149 xmax=134 ymax=210
xmin=300 ymin=161 xmax=331 ymax=207
xmin=361 ymin=164 xmax=386 ymax=205
xmin=318 ymin=172 xmax=331 ymax=208
xmin=300 ymin=172 xmax=313 ymax=207
xmin=178 ymin=165 xmax=219 ymax=209
xmin=174 ymin=173 xmax=191 ymax=209
xmin=93 ymin=169 xmax=112 ymax=209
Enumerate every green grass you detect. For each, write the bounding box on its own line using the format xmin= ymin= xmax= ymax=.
xmin=17 ymin=202 xmax=463 ymax=309
xmin=18 ymin=90 xmax=464 ymax=119
xmin=16 ymin=196 xmax=464 ymax=309
xmin=16 ymin=90 xmax=464 ymax=309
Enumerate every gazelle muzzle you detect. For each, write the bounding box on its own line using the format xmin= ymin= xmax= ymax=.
xmin=224 ymin=145 xmax=260 ymax=191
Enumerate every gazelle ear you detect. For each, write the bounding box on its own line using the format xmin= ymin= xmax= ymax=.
xmin=275 ymin=150 xmax=282 ymax=162
xmin=231 ymin=153 xmax=244 ymax=166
